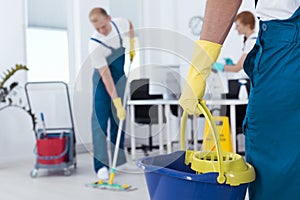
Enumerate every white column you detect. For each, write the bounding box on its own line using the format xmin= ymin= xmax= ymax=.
xmin=230 ymin=105 xmax=237 ymax=153
xmin=130 ymin=105 xmax=136 ymax=160
xmin=158 ymin=104 xmax=164 ymax=154
xmin=165 ymin=104 xmax=172 ymax=153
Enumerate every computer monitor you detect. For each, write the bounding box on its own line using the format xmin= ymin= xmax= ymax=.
xmin=206 ymin=71 xmax=229 ymax=95
xmin=142 ymin=65 xmax=181 ymax=99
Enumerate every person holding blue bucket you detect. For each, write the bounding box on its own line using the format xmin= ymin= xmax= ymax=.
xmin=88 ymin=7 xmax=135 ymax=180
xmin=179 ymin=0 xmax=300 ymax=199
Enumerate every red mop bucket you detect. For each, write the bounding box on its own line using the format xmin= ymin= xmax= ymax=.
xmin=36 ymin=135 xmax=68 ymax=165
xmin=137 ymin=101 xmax=255 ymax=200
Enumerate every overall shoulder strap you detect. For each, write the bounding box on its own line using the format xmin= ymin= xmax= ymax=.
xmin=90 ymin=38 xmax=114 ymax=50
xmin=111 ymin=20 xmax=123 ymax=46
xmin=255 ymin=0 xmax=258 ymax=8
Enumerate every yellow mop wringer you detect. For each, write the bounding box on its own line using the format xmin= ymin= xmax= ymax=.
xmin=181 ymin=100 xmax=255 ymax=186
xmin=136 ymin=100 xmax=255 ymax=199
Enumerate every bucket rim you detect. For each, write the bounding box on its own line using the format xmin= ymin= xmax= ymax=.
xmin=136 ymin=151 xmax=240 ymax=185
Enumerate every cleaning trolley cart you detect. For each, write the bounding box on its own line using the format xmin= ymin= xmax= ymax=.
xmin=25 ymin=81 xmax=76 ymax=178
xmin=137 ymin=101 xmax=255 ymax=200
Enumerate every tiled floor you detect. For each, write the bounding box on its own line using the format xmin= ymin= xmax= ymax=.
xmin=0 ymin=152 xmax=148 ymax=200
xmin=0 ymin=149 xmax=249 ymax=200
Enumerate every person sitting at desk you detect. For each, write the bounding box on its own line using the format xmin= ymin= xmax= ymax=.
xmin=213 ymin=11 xmax=257 ymax=75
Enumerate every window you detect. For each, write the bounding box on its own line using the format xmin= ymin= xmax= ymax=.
xmin=26 ymin=28 xmax=69 ymax=82
xmin=25 ymin=0 xmax=69 ymax=82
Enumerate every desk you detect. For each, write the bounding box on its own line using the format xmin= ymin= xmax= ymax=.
xmin=127 ymin=99 xmax=178 ymax=160
xmin=127 ymin=99 xmax=248 ymax=160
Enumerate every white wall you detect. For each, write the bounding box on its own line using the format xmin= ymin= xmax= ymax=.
xmin=0 ymin=0 xmax=26 ymax=78
xmin=109 ymin=0 xmax=143 ymax=28
xmin=27 ymin=0 xmax=67 ymax=29
xmin=138 ymin=0 xmax=256 ymax=66
xmin=0 ymin=0 xmax=31 ymax=162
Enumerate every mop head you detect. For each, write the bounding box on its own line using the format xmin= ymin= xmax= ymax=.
xmin=87 ymin=180 xmax=136 ymax=191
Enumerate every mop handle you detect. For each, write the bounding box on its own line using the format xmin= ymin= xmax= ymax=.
xmin=40 ymin=112 xmax=47 ymax=138
xmin=111 ymin=120 xmax=124 ymax=170
xmin=109 ymin=61 xmax=133 ymax=185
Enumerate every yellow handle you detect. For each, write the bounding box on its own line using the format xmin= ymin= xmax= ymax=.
xmin=108 ymin=170 xmax=115 ymax=185
xmin=180 ymin=111 xmax=188 ymax=150
xmin=180 ymin=100 xmax=226 ymax=184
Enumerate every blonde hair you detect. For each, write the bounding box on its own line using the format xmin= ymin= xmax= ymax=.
xmin=89 ymin=7 xmax=108 ymax=19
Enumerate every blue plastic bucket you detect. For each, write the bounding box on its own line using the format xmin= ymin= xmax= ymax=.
xmin=137 ymin=151 xmax=248 ymax=200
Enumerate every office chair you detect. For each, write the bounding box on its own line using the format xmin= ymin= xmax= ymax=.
xmin=225 ymin=79 xmax=250 ymax=154
xmin=128 ymin=78 xmax=166 ymax=155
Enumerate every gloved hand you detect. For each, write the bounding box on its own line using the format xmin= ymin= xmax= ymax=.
xmin=212 ymin=62 xmax=224 ymax=71
xmin=224 ymin=58 xmax=234 ymax=65
xmin=112 ymin=97 xmax=126 ymax=120
xmin=179 ymin=40 xmax=222 ymax=116
xmin=129 ymin=38 xmax=136 ymax=62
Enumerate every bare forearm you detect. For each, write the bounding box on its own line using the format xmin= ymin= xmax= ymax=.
xmin=129 ymin=20 xmax=134 ymax=38
xmin=98 ymin=67 xmax=118 ymax=99
xmin=224 ymin=64 xmax=241 ymax=72
xmin=224 ymin=53 xmax=247 ymax=72
xmin=201 ymin=0 xmax=242 ymax=44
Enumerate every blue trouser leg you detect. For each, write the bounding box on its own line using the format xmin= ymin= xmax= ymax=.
xmin=92 ymin=99 xmax=126 ymax=173
xmin=243 ymin=8 xmax=300 ymax=199
xmin=92 ymin=100 xmax=110 ymax=172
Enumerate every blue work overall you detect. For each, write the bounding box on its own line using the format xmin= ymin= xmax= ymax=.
xmin=91 ymin=21 xmax=126 ymax=172
xmin=243 ymin=6 xmax=300 ymax=200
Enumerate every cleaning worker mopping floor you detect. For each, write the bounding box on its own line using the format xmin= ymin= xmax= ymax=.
xmin=86 ymin=7 xmax=136 ymax=191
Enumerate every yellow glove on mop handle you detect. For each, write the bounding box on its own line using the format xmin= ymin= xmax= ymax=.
xmin=129 ymin=38 xmax=136 ymax=62
xmin=179 ymin=40 xmax=222 ymax=116
xmin=112 ymin=97 xmax=126 ymax=120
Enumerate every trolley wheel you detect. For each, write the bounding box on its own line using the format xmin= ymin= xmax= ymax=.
xmin=30 ymin=169 xmax=38 ymax=178
xmin=64 ymin=168 xmax=71 ymax=176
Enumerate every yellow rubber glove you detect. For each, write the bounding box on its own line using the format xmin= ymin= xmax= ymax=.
xmin=112 ymin=97 xmax=126 ymax=120
xmin=179 ymin=40 xmax=222 ymax=116
xmin=129 ymin=38 xmax=136 ymax=62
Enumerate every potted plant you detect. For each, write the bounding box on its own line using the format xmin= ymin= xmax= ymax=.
xmin=0 ymin=64 xmax=36 ymax=130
